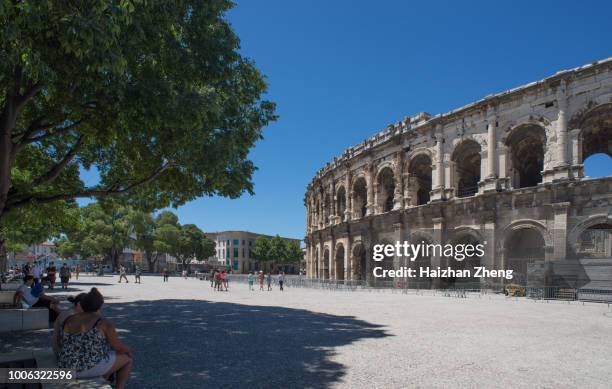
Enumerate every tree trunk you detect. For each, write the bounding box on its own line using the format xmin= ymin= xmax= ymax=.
xmin=0 ymin=239 xmax=6 ymax=290
xmin=0 ymin=100 xmax=16 ymax=222
xmin=110 ymin=248 xmax=120 ymax=272
xmin=145 ymin=251 xmax=158 ymax=272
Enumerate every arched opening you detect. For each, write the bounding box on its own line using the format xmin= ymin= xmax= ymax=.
xmin=577 ymin=223 xmax=612 ymax=258
xmin=447 ymin=234 xmax=482 ymax=288
xmin=322 ymin=249 xmax=330 ymax=280
xmin=314 ymin=248 xmax=319 ymax=279
xmin=408 ymin=154 xmax=432 ymax=206
xmin=578 ymin=104 xmax=612 ymax=178
xmin=505 ymin=228 xmax=545 ymax=285
xmin=335 ymin=244 xmax=345 ymax=281
xmin=336 ymin=186 xmax=347 ymax=221
xmin=452 ymin=140 xmax=481 ymax=198
xmin=506 ymin=124 xmax=546 ymax=189
xmin=352 ymin=243 xmax=367 ymax=281
xmin=324 ymin=193 xmax=331 ymax=225
xmin=352 ymin=177 xmax=368 ymax=219
xmin=377 ymin=167 xmax=395 ymax=213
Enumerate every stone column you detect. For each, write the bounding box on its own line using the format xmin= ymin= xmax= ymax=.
xmin=552 ymin=202 xmax=570 ymax=260
xmin=431 ymin=217 xmax=444 ymax=288
xmin=431 ymin=129 xmax=446 ymax=201
xmin=330 ymin=180 xmax=336 ymax=224
xmin=366 ymin=162 xmax=376 ymax=216
xmin=393 ymin=152 xmax=404 ymax=210
xmin=482 ymin=111 xmax=499 ymax=192
xmin=345 ymin=169 xmax=352 ymax=222
xmin=570 ymin=128 xmax=584 ymax=179
xmin=554 ymin=80 xmax=571 ymax=180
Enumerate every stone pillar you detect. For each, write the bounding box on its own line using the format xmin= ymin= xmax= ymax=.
xmin=393 ymin=152 xmax=403 ymax=210
xmin=482 ymin=111 xmax=499 ymax=192
xmin=330 ymin=181 xmax=336 ymax=224
xmin=345 ymin=169 xmax=352 ymax=221
xmin=554 ymin=81 xmax=571 ymax=181
xmin=570 ymin=128 xmax=584 ymax=179
xmin=366 ymin=162 xmax=376 ymax=216
xmin=552 ymin=202 xmax=570 ymax=260
xmin=431 ymin=217 xmax=444 ymax=288
xmin=431 ymin=129 xmax=446 ymax=201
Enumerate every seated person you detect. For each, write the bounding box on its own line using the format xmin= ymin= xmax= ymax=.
xmin=58 ymin=288 xmax=132 ymax=389
xmin=14 ymin=275 xmax=60 ymax=322
xmin=31 ymin=278 xmax=44 ymax=298
xmin=52 ymin=293 xmax=86 ymax=355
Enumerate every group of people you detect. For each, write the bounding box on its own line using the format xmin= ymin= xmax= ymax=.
xmin=117 ymin=265 xmax=142 ymax=284
xmin=210 ymin=269 xmax=229 ymax=291
xmin=16 ymin=261 xmax=79 ymax=290
xmin=13 ymin=274 xmax=133 ymax=387
xmin=247 ymin=271 xmax=286 ymax=291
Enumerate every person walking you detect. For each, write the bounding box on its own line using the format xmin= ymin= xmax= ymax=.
xmin=118 ymin=265 xmax=129 ymax=283
xmin=220 ymin=270 xmax=228 ymax=291
xmin=210 ymin=270 xmax=216 ymax=288
xmin=278 ymin=272 xmax=285 ymax=291
xmin=258 ymin=271 xmax=264 ymax=291
xmin=59 ymin=263 xmax=71 ymax=289
xmin=266 ymin=272 xmax=272 ymax=291
xmin=162 ymin=268 xmax=169 ymax=282
xmin=75 ymin=263 xmax=80 ymax=280
xmin=32 ymin=262 xmax=43 ymax=282
xmin=247 ymin=272 xmax=254 ymax=291
xmin=134 ymin=266 xmax=142 ymax=284
xmin=182 ymin=269 xmax=187 ymax=279
xmin=47 ymin=262 xmax=57 ymax=289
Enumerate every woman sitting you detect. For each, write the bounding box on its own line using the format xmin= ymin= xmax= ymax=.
xmin=52 ymin=293 xmax=86 ymax=355
xmin=57 ymin=288 xmax=133 ymax=388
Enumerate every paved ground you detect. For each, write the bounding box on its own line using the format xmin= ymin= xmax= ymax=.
xmin=2 ymin=275 xmax=612 ymax=388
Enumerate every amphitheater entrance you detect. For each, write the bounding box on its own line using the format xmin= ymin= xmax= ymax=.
xmin=335 ymin=244 xmax=345 ymax=281
xmin=507 ymin=124 xmax=546 ymax=189
xmin=577 ymin=224 xmax=612 ymax=258
xmin=351 ymin=243 xmax=367 ymax=281
xmin=447 ymin=234 xmax=482 ymax=288
xmin=504 ymin=228 xmax=545 ymax=285
xmin=336 ymin=186 xmax=347 ymax=221
xmin=452 ymin=140 xmax=481 ymax=198
xmin=377 ymin=167 xmax=395 ymax=213
xmin=407 ymin=154 xmax=432 ymax=206
xmin=322 ymin=249 xmax=330 ymax=280
xmin=352 ymin=178 xmax=368 ymax=219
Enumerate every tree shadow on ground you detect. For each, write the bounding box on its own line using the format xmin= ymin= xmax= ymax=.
xmin=103 ymin=299 xmax=389 ymax=388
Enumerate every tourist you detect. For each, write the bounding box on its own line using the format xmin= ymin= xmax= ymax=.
xmin=247 ymin=272 xmax=254 ymax=291
xmin=118 ymin=265 xmax=129 ymax=283
xmin=23 ymin=263 xmax=31 ymax=277
xmin=14 ymin=275 xmax=60 ymax=322
xmin=46 ymin=262 xmax=57 ymax=289
xmin=278 ymin=272 xmax=285 ymax=291
xmin=31 ymin=277 xmax=44 ymax=298
xmin=214 ymin=270 xmax=222 ymax=291
xmin=162 ymin=268 xmax=169 ymax=282
xmin=266 ymin=272 xmax=272 ymax=291
xmin=60 ymin=263 xmax=71 ymax=289
xmin=32 ymin=261 xmax=43 ymax=282
xmin=57 ymin=288 xmax=133 ymax=388
xmin=182 ymin=269 xmax=188 ymax=279
xmin=258 ymin=271 xmax=264 ymax=291
xmin=134 ymin=266 xmax=142 ymax=284
xmin=220 ymin=270 xmax=228 ymax=291
xmin=75 ymin=263 xmax=80 ymax=280
xmin=210 ymin=269 xmax=216 ymax=288
xmin=52 ymin=293 xmax=86 ymax=355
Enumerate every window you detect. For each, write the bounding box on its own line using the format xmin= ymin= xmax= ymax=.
xmin=234 ymin=248 xmax=238 ymax=258
xmin=242 ymin=240 xmax=245 ymax=245
xmin=249 ymin=241 xmax=252 ymax=246
xmin=233 ymin=239 xmax=239 ymax=245
xmin=242 ymin=248 xmax=245 ymax=257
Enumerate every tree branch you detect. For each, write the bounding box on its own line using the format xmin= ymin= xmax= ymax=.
xmin=5 ymin=162 xmax=172 ymax=211
xmin=30 ymin=135 xmax=85 ymax=188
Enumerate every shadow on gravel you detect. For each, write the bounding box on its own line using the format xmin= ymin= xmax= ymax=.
xmin=102 ymin=299 xmax=389 ymax=389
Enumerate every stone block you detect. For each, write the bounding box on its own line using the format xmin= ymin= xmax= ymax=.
xmin=0 ymin=309 xmax=22 ymax=332
xmin=22 ymin=309 xmax=48 ymax=331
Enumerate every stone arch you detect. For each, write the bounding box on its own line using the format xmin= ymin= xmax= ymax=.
xmin=351 ymin=241 xmax=367 ymax=281
xmin=446 ymin=231 xmax=483 ymax=288
xmin=352 ymin=176 xmax=368 ymax=219
xmin=574 ymin=103 xmax=612 ymax=163
xmin=321 ymin=247 xmax=330 ymax=280
xmin=500 ymin=219 xmax=552 ymax=249
xmin=376 ymin=166 xmax=395 ymax=213
xmin=406 ymin=152 xmax=433 ymax=206
xmin=451 ymin=139 xmax=481 ymax=198
xmin=336 ymin=185 xmax=347 ymax=221
xmin=323 ymin=192 xmax=332 ymax=225
xmin=504 ymin=227 xmax=545 ymax=285
xmin=505 ymin=123 xmax=547 ymax=189
xmin=568 ymin=215 xmax=612 ymax=257
xmin=335 ymin=243 xmax=345 ymax=281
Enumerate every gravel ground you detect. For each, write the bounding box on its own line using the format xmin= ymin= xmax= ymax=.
xmin=1 ymin=275 xmax=611 ymax=389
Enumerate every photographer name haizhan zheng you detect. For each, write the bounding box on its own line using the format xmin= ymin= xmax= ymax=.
xmin=371 ymin=241 xmax=514 ymax=280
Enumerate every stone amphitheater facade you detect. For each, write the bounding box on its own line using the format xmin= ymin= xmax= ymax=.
xmin=304 ymin=58 xmax=612 ymax=288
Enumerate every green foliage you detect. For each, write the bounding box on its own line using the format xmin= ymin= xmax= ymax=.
xmin=250 ymin=235 xmax=302 ymax=264
xmin=154 ymin=218 xmax=214 ymax=267
xmin=0 ymin=0 xmax=277 ymax=223
xmin=251 ymin=236 xmax=271 ymax=262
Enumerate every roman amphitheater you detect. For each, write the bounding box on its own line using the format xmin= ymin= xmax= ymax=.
xmin=304 ymin=58 xmax=612 ymax=289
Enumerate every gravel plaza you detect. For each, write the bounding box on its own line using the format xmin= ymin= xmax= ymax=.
xmin=2 ymin=275 xmax=611 ymax=388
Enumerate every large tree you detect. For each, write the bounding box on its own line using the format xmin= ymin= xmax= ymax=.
xmin=155 ymin=219 xmax=214 ymax=271
xmin=0 ymin=1 xmax=276 ymax=253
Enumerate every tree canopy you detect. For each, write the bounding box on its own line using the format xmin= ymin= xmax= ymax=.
xmin=0 ymin=1 xmax=276 ymax=233
xmin=251 ymin=235 xmax=302 ymax=264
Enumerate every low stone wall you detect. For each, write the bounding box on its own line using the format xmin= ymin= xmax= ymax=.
xmin=0 ymin=308 xmax=48 ymax=332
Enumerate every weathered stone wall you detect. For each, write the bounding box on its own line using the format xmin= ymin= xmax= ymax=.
xmin=304 ymin=58 xmax=612 ymax=287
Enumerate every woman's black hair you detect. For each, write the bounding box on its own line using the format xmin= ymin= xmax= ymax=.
xmin=80 ymin=288 xmax=104 ymax=312
xmin=67 ymin=293 xmax=87 ymax=306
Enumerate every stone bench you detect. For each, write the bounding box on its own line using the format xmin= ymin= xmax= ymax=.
xmin=0 ymin=307 xmax=48 ymax=332
xmin=0 ymin=349 xmax=111 ymax=388
xmin=0 ymin=290 xmax=17 ymax=307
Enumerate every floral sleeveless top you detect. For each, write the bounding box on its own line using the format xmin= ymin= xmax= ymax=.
xmin=58 ymin=318 xmax=111 ymax=372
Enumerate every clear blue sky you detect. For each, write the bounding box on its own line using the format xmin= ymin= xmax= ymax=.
xmin=82 ymin=0 xmax=612 ymax=239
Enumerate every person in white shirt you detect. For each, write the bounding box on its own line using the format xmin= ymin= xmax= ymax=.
xmin=32 ymin=262 xmax=43 ymax=280
xmin=15 ymin=275 xmax=61 ymax=322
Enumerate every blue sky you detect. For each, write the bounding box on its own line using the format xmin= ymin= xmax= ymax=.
xmin=82 ymin=1 xmax=612 ymax=239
